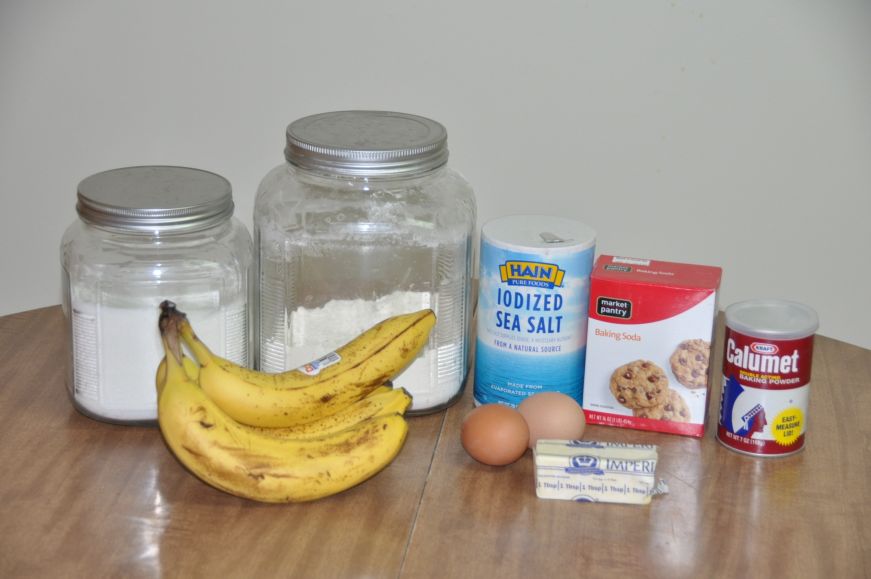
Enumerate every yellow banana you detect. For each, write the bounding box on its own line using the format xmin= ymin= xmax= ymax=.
xmin=155 ymin=355 xmax=199 ymax=394
xmin=250 ymin=386 xmax=412 ymax=440
xmin=156 ymin=332 xmax=409 ymax=503
xmin=156 ymin=357 xmax=409 ymax=440
xmin=160 ymin=300 xmax=435 ymax=427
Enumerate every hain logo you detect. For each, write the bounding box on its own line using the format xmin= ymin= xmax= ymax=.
xmin=499 ymin=260 xmax=566 ymax=289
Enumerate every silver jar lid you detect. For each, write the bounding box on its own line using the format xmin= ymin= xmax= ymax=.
xmin=76 ymin=166 xmax=234 ymax=233
xmin=284 ymin=110 xmax=449 ymax=177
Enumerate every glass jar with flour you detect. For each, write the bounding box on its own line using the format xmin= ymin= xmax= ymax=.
xmin=254 ymin=110 xmax=476 ymax=413
xmin=61 ymin=166 xmax=252 ymax=424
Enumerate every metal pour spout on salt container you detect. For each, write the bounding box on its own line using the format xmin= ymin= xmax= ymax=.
xmin=253 ymin=110 xmax=477 ymax=413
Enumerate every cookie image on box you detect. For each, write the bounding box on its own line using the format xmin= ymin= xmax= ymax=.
xmin=669 ymin=339 xmax=711 ymax=389
xmin=609 ymin=360 xmax=669 ymax=409
xmin=634 ymin=390 xmax=691 ymax=422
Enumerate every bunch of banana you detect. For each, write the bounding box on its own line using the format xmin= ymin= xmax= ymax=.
xmin=155 ymin=301 xmax=434 ymax=502
xmin=169 ymin=301 xmax=435 ymax=427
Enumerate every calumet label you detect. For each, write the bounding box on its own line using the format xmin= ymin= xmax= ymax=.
xmin=474 ymin=216 xmax=596 ymax=407
xmin=716 ymin=299 xmax=819 ymax=457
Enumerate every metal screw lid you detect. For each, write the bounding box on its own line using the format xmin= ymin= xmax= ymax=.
xmin=76 ymin=166 xmax=235 ymax=233
xmin=285 ymin=110 xmax=449 ymax=177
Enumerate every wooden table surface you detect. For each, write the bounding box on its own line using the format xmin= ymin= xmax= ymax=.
xmin=1 ymin=306 xmax=868 ymax=578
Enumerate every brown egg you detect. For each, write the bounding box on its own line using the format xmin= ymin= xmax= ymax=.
xmin=517 ymin=392 xmax=586 ymax=449
xmin=461 ymin=404 xmax=530 ymax=466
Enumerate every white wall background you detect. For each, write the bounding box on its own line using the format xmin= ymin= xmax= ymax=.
xmin=2 ymin=0 xmax=870 ymax=348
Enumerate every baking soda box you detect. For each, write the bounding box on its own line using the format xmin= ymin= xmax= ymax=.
xmin=582 ymin=256 xmax=722 ymax=437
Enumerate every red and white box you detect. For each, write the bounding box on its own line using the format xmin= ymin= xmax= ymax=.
xmin=582 ymin=255 xmax=722 ymax=437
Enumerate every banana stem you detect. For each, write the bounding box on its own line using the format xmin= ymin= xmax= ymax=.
xmin=158 ymin=300 xmax=185 ymax=366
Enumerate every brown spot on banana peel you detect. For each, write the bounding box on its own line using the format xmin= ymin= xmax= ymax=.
xmin=248 ymin=471 xmax=302 ymax=481
xmin=354 ymin=311 xmax=434 ymax=371
xmin=268 ymin=374 xmax=389 ymax=426
xmin=285 ymin=309 xmax=434 ymax=388
xmin=181 ymin=445 xmax=206 ymax=460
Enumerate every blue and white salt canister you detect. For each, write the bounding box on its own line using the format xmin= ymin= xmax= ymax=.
xmin=474 ymin=215 xmax=596 ymax=407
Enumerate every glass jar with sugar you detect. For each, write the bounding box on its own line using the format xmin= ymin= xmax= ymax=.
xmin=61 ymin=166 xmax=252 ymax=424
xmin=254 ymin=110 xmax=477 ymax=413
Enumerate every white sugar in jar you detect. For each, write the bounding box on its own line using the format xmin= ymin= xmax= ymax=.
xmin=61 ymin=166 xmax=252 ymax=424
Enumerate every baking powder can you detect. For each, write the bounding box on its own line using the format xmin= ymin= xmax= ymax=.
xmin=474 ymin=215 xmax=596 ymax=407
xmin=717 ymin=299 xmax=819 ymax=457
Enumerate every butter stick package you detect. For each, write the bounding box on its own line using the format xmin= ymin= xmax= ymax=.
xmin=533 ymin=440 xmax=668 ymax=504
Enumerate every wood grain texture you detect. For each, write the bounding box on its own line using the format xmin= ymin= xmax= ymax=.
xmin=0 ymin=306 xmax=868 ymax=578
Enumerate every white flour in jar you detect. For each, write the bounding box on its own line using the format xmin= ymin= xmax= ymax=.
xmin=286 ymin=291 xmax=457 ymax=411
xmin=70 ymin=293 xmax=248 ymax=422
